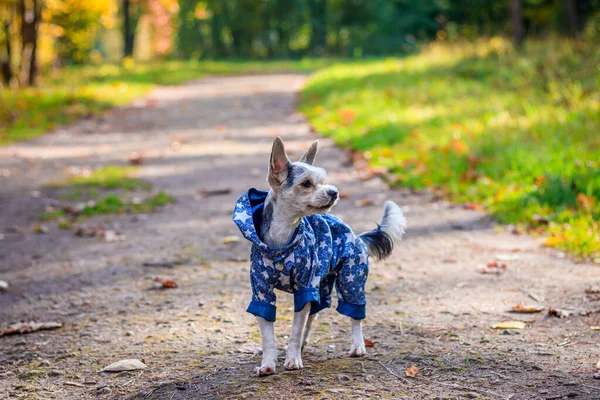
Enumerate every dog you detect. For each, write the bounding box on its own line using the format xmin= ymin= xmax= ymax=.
xmin=233 ymin=137 xmax=406 ymax=375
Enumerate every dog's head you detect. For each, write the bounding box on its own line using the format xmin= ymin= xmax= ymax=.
xmin=267 ymin=137 xmax=339 ymax=218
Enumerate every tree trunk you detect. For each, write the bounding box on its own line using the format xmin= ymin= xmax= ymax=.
xmin=123 ymin=0 xmax=135 ymax=57
xmin=19 ymin=0 xmax=40 ymax=86
xmin=563 ymin=0 xmax=579 ymax=37
xmin=1 ymin=19 xmax=12 ymax=86
xmin=510 ymin=0 xmax=524 ymax=48
xmin=308 ymin=0 xmax=327 ymax=54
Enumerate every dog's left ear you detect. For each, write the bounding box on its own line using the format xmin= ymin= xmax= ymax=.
xmin=298 ymin=140 xmax=318 ymax=165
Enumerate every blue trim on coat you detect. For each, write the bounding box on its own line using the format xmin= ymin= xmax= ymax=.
xmin=293 ymin=287 xmax=320 ymax=312
xmin=247 ymin=301 xmax=277 ymax=322
xmin=336 ymin=301 xmax=366 ymax=320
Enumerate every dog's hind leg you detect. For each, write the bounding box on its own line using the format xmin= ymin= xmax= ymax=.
xmin=257 ymin=317 xmax=277 ymax=376
xmin=348 ymin=318 xmax=366 ymax=357
xmin=302 ymin=313 xmax=317 ymax=350
xmin=284 ymin=303 xmax=311 ymax=370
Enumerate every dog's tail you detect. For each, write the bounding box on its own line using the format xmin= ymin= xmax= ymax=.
xmin=359 ymin=201 xmax=406 ymax=261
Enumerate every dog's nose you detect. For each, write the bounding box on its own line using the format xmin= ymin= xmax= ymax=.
xmin=327 ymin=189 xmax=338 ymax=199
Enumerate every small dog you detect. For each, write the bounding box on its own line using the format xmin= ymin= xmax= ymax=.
xmin=233 ymin=137 xmax=406 ymax=375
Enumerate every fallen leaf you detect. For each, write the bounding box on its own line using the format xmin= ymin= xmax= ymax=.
xmin=405 ymin=364 xmax=419 ymax=377
xmin=0 ymin=321 xmax=63 ymax=336
xmin=590 ymin=326 xmax=600 ymax=331
xmin=153 ymin=277 xmax=178 ymax=289
xmin=585 ymin=286 xmax=600 ymax=294
xmin=197 ymin=188 xmax=232 ymax=198
xmin=511 ymin=305 xmax=545 ymax=313
xmin=449 ymin=139 xmax=469 ymax=154
xmin=491 ymin=321 xmax=526 ymax=330
xmin=364 ymin=339 xmax=375 ymax=347
xmin=576 ymin=193 xmax=596 ymax=212
xmin=463 ymin=202 xmax=479 ymax=210
xmin=221 ymin=235 xmax=240 ymax=244
xmin=355 ymin=199 xmax=375 ymax=207
xmin=101 ymin=359 xmax=147 ymax=373
xmin=128 ymin=152 xmax=143 ymax=165
xmin=33 ymin=225 xmax=48 ymax=234
xmin=544 ymin=236 xmax=565 ymax=246
xmin=0 ymin=280 xmax=8 ymax=291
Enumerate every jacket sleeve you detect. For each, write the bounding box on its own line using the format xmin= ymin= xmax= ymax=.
xmin=246 ymin=251 xmax=277 ymax=322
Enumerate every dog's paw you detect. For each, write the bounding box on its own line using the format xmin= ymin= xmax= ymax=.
xmin=283 ymin=357 xmax=303 ymax=370
xmin=257 ymin=363 xmax=276 ymax=376
xmin=348 ymin=341 xmax=367 ymax=357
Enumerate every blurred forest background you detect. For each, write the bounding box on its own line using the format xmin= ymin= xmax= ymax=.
xmin=0 ymin=0 xmax=599 ymax=257
xmin=1 ymin=0 xmax=599 ymax=84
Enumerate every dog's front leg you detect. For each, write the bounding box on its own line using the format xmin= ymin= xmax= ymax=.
xmin=348 ymin=318 xmax=366 ymax=357
xmin=284 ymin=303 xmax=310 ymax=369
xmin=302 ymin=313 xmax=317 ymax=350
xmin=257 ymin=317 xmax=277 ymax=376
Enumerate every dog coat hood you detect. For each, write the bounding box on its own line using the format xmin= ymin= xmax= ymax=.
xmin=233 ymin=188 xmax=369 ymax=322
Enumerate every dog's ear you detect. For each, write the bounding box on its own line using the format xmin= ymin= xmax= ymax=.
xmin=268 ymin=137 xmax=290 ymax=186
xmin=298 ymin=140 xmax=318 ymax=165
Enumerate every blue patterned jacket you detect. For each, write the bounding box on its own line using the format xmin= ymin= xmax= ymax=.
xmin=233 ymin=188 xmax=369 ymax=322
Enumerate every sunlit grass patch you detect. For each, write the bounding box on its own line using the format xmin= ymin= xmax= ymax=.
xmin=69 ymin=166 xmax=151 ymax=191
xmin=300 ymin=38 xmax=600 ymax=258
xmin=42 ymin=165 xmax=174 ymax=224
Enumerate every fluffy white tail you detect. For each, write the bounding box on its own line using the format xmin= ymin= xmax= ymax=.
xmin=359 ymin=201 xmax=406 ymax=261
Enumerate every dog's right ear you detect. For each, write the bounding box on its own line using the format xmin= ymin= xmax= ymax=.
xmin=268 ymin=137 xmax=290 ymax=186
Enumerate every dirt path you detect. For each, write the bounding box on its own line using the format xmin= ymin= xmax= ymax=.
xmin=0 ymin=74 xmax=599 ymax=400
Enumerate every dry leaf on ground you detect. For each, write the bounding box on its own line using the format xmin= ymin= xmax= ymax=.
xmin=511 ymin=305 xmax=545 ymax=313
xmin=492 ymin=321 xmax=526 ymax=330
xmin=197 ymin=188 xmax=232 ymax=198
xmin=128 ymin=152 xmax=143 ymax=165
xmin=33 ymin=225 xmax=48 ymax=234
xmin=0 ymin=321 xmax=63 ymax=336
xmin=405 ymin=365 xmax=419 ymax=377
xmin=221 ymin=235 xmax=240 ymax=244
xmin=479 ymin=261 xmax=507 ymax=275
xmin=585 ymin=286 xmax=600 ymax=294
xmin=153 ymin=278 xmax=178 ymax=289
xmin=355 ymin=199 xmax=375 ymax=207
xmin=101 ymin=359 xmax=147 ymax=373
xmin=364 ymin=339 xmax=375 ymax=347
xmin=590 ymin=326 xmax=600 ymax=331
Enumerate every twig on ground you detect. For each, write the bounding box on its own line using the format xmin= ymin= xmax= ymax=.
xmin=377 ymin=360 xmax=413 ymax=385
xmin=519 ymin=288 xmax=543 ymax=303
xmin=582 ymin=384 xmax=600 ymax=391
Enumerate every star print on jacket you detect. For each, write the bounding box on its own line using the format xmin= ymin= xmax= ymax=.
xmin=233 ymin=188 xmax=369 ymax=322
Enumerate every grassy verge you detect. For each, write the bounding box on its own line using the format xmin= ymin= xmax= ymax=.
xmin=42 ymin=166 xmax=175 ymax=226
xmin=0 ymin=58 xmax=333 ymax=145
xmin=300 ymin=38 xmax=600 ymax=258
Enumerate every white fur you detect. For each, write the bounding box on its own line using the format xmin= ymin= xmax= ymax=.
xmin=380 ymin=200 xmax=407 ymax=241
xmin=302 ymin=313 xmax=317 ymax=349
xmin=284 ymin=303 xmax=311 ymax=369
xmin=348 ymin=318 xmax=366 ymax=356
xmin=257 ymin=317 xmax=277 ymax=376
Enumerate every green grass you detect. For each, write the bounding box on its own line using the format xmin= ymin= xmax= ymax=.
xmin=68 ymin=165 xmax=150 ymax=191
xmin=42 ymin=165 xmax=175 ymax=223
xmin=0 ymin=58 xmax=333 ymax=145
xmin=300 ymin=38 xmax=600 ymax=258
xmin=41 ymin=191 xmax=175 ymax=222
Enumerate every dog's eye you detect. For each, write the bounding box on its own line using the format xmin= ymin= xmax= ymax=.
xmin=301 ymin=180 xmax=312 ymax=188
